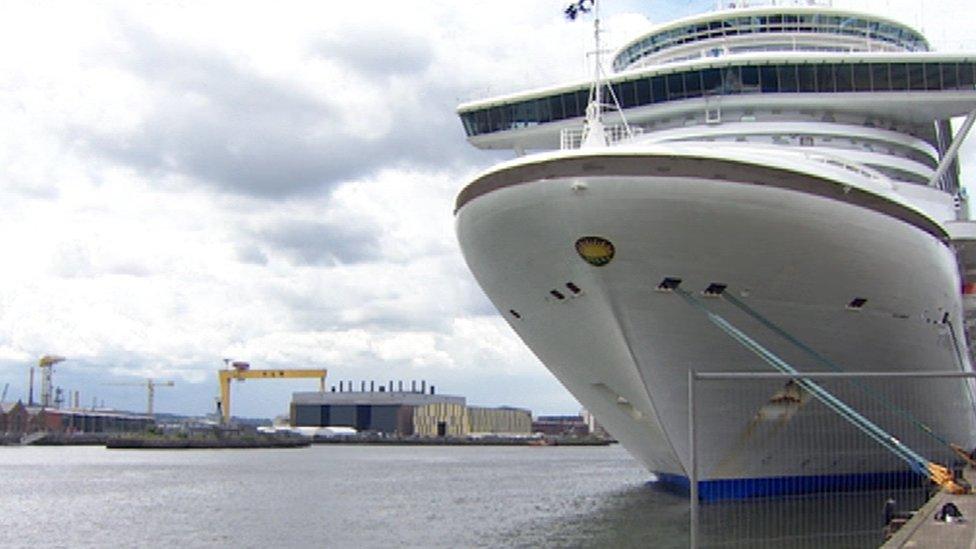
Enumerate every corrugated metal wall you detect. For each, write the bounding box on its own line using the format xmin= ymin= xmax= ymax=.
xmin=413 ymin=402 xmax=468 ymax=437
xmin=467 ymin=407 xmax=532 ymax=435
xmin=292 ymin=402 xmax=532 ymax=437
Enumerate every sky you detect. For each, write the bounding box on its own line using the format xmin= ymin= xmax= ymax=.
xmin=0 ymin=0 xmax=974 ymax=419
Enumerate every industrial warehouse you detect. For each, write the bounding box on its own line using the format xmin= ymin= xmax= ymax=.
xmin=2 ymin=357 xmax=607 ymax=446
xmin=0 ymin=401 xmax=154 ymax=440
xmin=1 ymin=355 xmax=157 ymax=442
xmin=290 ymin=380 xmax=533 ymax=437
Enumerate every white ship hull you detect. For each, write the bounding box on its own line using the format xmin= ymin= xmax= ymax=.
xmin=456 ymin=146 xmax=976 ymax=494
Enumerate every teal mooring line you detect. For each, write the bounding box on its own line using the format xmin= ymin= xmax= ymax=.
xmin=721 ymin=291 xmax=954 ymax=451
xmin=675 ymin=287 xmax=933 ymax=477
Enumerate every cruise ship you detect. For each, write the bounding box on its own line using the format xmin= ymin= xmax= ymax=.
xmin=454 ymin=1 xmax=976 ymax=497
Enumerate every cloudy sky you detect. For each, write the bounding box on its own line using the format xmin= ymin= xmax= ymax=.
xmin=1 ymin=0 xmax=974 ymax=418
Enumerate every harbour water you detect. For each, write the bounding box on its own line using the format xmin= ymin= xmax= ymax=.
xmin=0 ymin=444 xmax=688 ymax=548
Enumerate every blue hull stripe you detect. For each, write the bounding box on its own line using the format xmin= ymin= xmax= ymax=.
xmin=653 ymin=470 xmax=923 ymax=501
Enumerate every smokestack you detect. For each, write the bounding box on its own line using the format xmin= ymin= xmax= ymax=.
xmin=370 ymin=380 xmax=375 ymax=392
xmin=389 ymin=380 xmax=394 ymax=393
xmin=398 ymin=380 xmax=403 ymax=392
xmin=74 ymin=390 xmax=80 ymax=408
xmin=421 ymin=380 xmax=426 ymax=394
xmin=331 ymin=385 xmax=336 ymax=392
xmin=28 ymin=367 xmax=34 ymax=406
xmin=430 ymin=385 xmax=435 ymax=395
xmin=360 ymin=380 xmax=365 ymax=392
xmin=411 ymin=380 xmax=417 ymax=393
xmin=338 ymin=381 xmax=343 ymax=392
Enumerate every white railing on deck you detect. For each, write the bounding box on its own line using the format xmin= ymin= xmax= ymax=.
xmin=803 ymin=152 xmax=889 ymax=185
xmin=718 ymin=0 xmax=832 ymax=9
xmin=560 ymin=125 xmax=644 ymax=150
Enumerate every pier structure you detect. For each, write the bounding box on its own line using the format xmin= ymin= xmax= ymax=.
xmin=883 ymin=467 xmax=976 ymax=547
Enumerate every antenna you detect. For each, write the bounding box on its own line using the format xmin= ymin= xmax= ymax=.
xmin=588 ymin=1 xmax=636 ymax=146
xmin=592 ymin=0 xmax=602 ymax=121
xmin=581 ymin=0 xmax=607 ymax=148
xmin=566 ymin=0 xmax=635 ymax=148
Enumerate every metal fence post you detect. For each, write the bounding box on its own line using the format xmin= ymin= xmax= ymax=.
xmin=689 ymin=369 xmax=699 ymax=548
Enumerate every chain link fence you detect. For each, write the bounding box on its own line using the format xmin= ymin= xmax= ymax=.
xmin=689 ymin=371 xmax=976 ymax=548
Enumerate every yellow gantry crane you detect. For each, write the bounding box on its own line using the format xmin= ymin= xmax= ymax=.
xmin=218 ymin=360 xmax=327 ymax=424
xmin=105 ymin=378 xmax=175 ymax=415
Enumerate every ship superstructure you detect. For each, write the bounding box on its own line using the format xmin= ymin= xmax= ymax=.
xmin=454 ymin=0 xmax=976 ymax=494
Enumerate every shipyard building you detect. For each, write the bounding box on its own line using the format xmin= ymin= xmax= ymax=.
xmin=0 ymin=401 xmax=153 ymax=436
xmin=290 ymin=380 xmax=531 ymax=437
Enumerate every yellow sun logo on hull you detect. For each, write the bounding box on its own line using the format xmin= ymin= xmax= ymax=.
xmin=575 ymin=236 xmax=615 ymax=267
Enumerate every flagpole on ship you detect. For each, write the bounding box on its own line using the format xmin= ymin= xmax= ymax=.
xmin=564 ymin=0 xmax=634 ymax=147
xmin=581 ymin=0 xmax=607 ymax=148
xmin=571 ymin=0 xmax=634 ymax=148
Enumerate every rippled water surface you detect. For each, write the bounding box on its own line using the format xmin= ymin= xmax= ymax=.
xmin=0 ymin=444 xmax=691 ymax=548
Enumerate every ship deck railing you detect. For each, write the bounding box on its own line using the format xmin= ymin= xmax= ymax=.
xmin=559 ymin=125 xmax=645 ymax=150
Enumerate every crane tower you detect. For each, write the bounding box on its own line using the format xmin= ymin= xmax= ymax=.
xmin=106 ymin=378 xmax=175 ymax=415
xmin=38 ymin=355 xmax=65 ymax=408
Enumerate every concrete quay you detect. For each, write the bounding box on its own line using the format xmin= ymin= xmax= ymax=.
xmin=883 ymin=472 xmax=976 ymax=548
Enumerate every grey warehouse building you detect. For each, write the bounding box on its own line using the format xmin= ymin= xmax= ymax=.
xmin=290 ymin=382 xmax=531 ymax=437
xmin=291 ymin=389 xmax=468 ymax=437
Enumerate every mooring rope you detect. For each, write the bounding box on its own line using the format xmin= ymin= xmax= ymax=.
xmin=721 ymin=291 xmax=956 ymax=451
xmin=675 ymin=287 xmax=967 ymax=492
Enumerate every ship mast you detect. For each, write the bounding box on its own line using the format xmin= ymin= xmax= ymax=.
xmin=581 ymin=0 xmax=607 ymax=148
xmin=579 ymin=0 xmax=635 ymax=148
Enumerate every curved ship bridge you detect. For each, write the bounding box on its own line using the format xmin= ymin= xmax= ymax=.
xmin=459 ymin=5 xmax=976 ymax=222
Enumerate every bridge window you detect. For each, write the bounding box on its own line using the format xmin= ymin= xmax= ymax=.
xmin=760 ymin=66 xmax=778 ymax=93
xmin=779 ymin=65 xmax=799 ymax=92
xmin=572 ymin=90 xmax=588 ymax=116
xmin=701 ymin=68 xmax=722 ymax=94
xmin=925 ymin=64 xmax=943 ymax=90
xmin=635 ymin=79 xmax=651 ymax=104
xmin=548 ymin=95 xmax=565 ymax=121
xmin=797 ymin=65 xmax=817 ymax=93
xmin=651 ymin=76 xmax=666 ymax=103
xmin=460 ymin=60 xmax=976 ymax=137
xmin=852 ymin=65 xmax=872 ymax=92
xmin=890 ymin=63 xmax=908 ymax=90
xmin=961 ymin=63 xmax=976 ymax=87
xmin=667 ymin=73 xmax=685 ymax=100
xmin=685 ymin=71 xmax=703 ymax=98
xmin=619 ymin=80 xmax=637 ymax=108
xmin=739 ymin=66 xmax=758 ymax=91
xmin=907 ymin=63 xmax=926 ymax=90
xmin=816 ymin=64 xmax=835 ymax=92
xmin=537 ymin=98 xmax=552 ymax=124
xmin=835 ymin=64 xmax=854 ymax=92
xmin=942 ymin=63 xmax=960 ymax=89
xmin=871 ymin=64 xmax=891 ymax=91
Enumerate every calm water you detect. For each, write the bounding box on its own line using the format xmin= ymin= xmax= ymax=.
xmin=0 ymin=444 xmax=690 ymax=548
